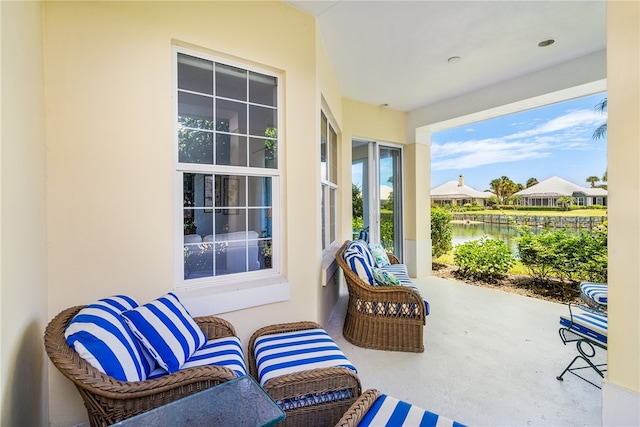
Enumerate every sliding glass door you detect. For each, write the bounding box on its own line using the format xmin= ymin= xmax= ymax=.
xmin=352 ymin=140 xmax=403 ymax=258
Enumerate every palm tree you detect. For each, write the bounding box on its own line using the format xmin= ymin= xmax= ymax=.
xmin=586 ymin=176 xmax=600 ymax=188
xmin=557 ymin=196 xmax=576 ymax=211
xmin=489 ymin=176 xmax=517 ymax=204
xmin=526 ymin=177 xmax=538 ymax=188
xmin=592 ymin=98 xmax=607 ymax=140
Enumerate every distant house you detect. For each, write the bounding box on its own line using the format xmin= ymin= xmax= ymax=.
xmin=514 ymin=176 xmax=607 ymax=207
xmin=431 ymin=175 xmax=494 ymax=207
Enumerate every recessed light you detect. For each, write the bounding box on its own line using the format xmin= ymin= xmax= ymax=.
xmin=447 ymin=56 xmax=461 ymax=63
xmin=538 ymin=39 xmax=555 ymax=47
xmin=380 ymin=103 xmax=389 ymax=107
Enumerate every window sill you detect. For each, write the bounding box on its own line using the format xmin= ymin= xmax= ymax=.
xmin=175 ymin=275 xmax=290 ymax=317
xmin=321 ymin=244 xmax=340 ymax=287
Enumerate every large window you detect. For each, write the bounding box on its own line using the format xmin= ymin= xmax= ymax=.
xmin=321 ymin=112 xmax=338 ymax=251
xmin=175 ymin=49 xmax=279 ymax=288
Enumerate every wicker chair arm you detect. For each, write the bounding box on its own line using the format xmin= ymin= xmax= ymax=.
xmin=194 ymin=315 xmax=237 ymax=340
xmin=335 ymin=388 xmax=381 ymax=427
xmin=387 ymin=253 xmax=401 ymax=264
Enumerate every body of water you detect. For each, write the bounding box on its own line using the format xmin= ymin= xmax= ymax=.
xmin=451 ymin=222 xmax=538 ymax=254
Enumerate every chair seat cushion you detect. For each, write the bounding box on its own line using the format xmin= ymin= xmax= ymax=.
xmin=253 ymin=328 xmax=357 ymax=387
xmin=559 ymin=307 xmax=608 ymax=346
xmin=580 ymin=282 xmax=608 ymax=305
xmin=380 ymin=265 xmax=430 ymax=316
xmin=65 ymin=295 xmax=154 ymax=382
xmin=147 ymin=336 xmax=247 ymax=379
xmin=122 ymin=293 xmax=207 ymax=373
xmin=359 ymin=394 xmax=467 ymax=427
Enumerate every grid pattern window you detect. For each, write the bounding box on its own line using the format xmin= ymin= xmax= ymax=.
xmin=176 ymin=50 xmax=278 ymax=284
xmin=321 ymin=112 xmax=338 ymax=251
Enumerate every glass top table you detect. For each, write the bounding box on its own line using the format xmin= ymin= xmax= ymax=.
xmin=110 ymin=375 xmax=285 ymax=427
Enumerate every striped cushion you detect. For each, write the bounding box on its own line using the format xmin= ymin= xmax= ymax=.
xmin=559 ymin=307 xmax=608 ymax=346
xmin=381 ymin=265 xmax=430 ymax=316
xmin=65 ymin=295 xmax=154 ymax=382
xmin=580 ymin=282 xmax=608 ymax=305
xmin=121 ymin=293 xmax=207 ymax=373
xmin=147 ymin=336 xmax=247 ymax=379
xmin=344 ymin=240 xmax=376 ymax=285
xmin=360 ymin=394 xmax=467 ymax=427
xmin=253 ymin=328 xmax=357 ymax=387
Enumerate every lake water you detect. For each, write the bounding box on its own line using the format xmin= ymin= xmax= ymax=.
xmin=451 ymin=222 xmax=534 ymax=254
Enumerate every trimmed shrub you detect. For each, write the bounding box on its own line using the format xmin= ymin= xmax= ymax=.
xmin=454 ymin=236 xmax=515 ymax=281
xmin=431 ymin=206 xmax=453 ymax=258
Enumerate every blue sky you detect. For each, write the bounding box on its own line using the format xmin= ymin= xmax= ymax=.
xmin=431 ymin=92 xmax=608 ymax=191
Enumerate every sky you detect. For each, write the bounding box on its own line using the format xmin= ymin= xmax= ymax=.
xmin=431 ymin=92 xmax=608 ymax=192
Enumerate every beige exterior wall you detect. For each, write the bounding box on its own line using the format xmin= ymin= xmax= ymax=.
xmin=41 ymin=2 xmax=318 ymax=425
xmin=603 ymin=1 xmax=640 ymax=423
xmin=1 ymin=2 xmax=49 ymax=426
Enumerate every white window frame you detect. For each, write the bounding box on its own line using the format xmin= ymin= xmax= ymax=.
xmin=320 ymin=109 xmax=339 ymax=253
xmin=172 ymin=46 xmax=288 ymax=314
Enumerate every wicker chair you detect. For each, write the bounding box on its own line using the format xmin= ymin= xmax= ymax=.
xmin=336 ymin=240 xmax=426 ymax=353
xmin=248 ymin=321 xmax=362 ymax=427
xmin=44 ymin=305 xmax=242 ymax=427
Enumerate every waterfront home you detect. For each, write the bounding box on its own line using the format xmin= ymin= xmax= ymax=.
xmin=515 ymin=176 xmax=608 ymax=207
xmin=431 ymin=175 xmax=494 ymax=207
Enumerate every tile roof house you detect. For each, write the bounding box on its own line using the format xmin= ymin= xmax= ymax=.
xmin=515 ymin=176 xmax=607 ymax=207
xmin=431 ymin=175 xmax=494 ymax=206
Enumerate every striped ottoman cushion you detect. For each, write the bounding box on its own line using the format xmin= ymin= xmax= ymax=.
xmin=360 ymin=394 xmax=467 ymax=427
xmin=559 ymin=307 xmax=608 ymax=346
xmin=580 ymin=282 xmax=608 ymax=305
xmin=148 ymin=336 xmax=247 ymax=379
xmin=253 ymin=328 xmax=357 ymax=386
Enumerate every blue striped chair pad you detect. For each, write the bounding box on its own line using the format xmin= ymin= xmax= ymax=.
xmin=560 ymin=307 xmax=608 ymax=346
xmin=379 ymin=265 xmax=430 ymax=316
xmin=147 ymin=336 xmax=247 ymax=378
xmin=580 ymin=282 xmax=608 ymax=305
xmin=65 ymin=295 xmax=154 ymax=382
xmin=253 ymin=328 xmax=357 ymax=387
xmin=359 ymin=394 xmax=467 ymax=427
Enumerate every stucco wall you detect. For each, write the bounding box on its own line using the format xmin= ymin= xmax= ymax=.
xmin=42 ymin=2 xmax=320 ymax=425
xmin=1 ymin=1 xmax=49 ymax=426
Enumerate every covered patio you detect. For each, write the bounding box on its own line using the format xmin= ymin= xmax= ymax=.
xmin=327 ymin=275 xmax=603 ymax=426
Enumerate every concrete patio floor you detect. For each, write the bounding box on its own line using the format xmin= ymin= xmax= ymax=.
xmin=325 ymin=275 xmax=605 ymax=427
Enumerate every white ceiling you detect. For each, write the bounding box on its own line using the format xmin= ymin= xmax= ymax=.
xmin=286 ymin=1 xmax=606 ymax=112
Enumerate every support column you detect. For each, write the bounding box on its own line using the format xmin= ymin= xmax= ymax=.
xmin=404 ymin=129 xmax=431 ymax=278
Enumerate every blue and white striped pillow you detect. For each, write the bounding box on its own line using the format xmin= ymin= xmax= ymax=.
xmin=65 ymin=295 xmax=154 ymax=382
xmin=344 ymin=240 xmax=376 ymax=285
xmin=121 ymin=293 xmax=207 ymax=373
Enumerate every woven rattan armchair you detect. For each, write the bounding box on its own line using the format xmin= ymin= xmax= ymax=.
xmin=44 ymin=305 xmax=242 ymax=427
xmin=248 ymin=321 xmax=362 ymax=427
xmin=336 ymin=240 xmax=426 ymax=353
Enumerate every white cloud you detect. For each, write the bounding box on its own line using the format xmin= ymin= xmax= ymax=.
xmin=432 ymin=108 xmax=605 ymax=171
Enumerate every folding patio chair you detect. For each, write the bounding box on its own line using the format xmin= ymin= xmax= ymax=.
xmin=556 ymin=303 xmax=607 ymax=388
